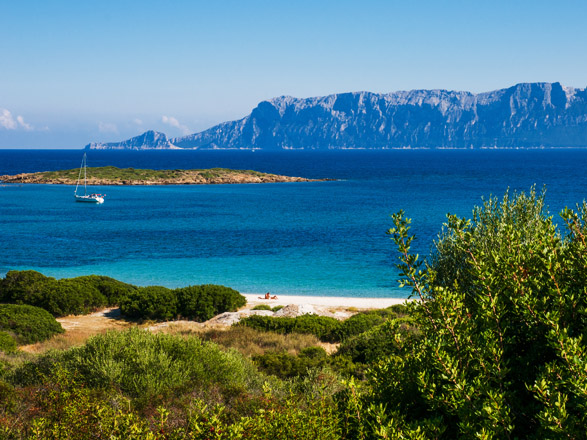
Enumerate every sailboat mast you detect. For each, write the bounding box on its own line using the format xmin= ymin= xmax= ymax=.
xmin=84 ymin=154 xmax=87 ymax=195
xmin=75 ymin=153 xmax=84 ymax=195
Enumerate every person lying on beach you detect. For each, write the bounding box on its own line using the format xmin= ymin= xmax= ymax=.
xmin=257 ymin=292 xmax=278 ymax=300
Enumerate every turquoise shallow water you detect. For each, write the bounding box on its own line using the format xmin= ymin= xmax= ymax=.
xmin=2 ymin=149 xmax=587 ymax=297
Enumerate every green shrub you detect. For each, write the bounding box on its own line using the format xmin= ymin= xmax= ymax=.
xmin=335 ymin=316 xmax=419 ymax=369
xmin=327 ymin=307 xmax=404 ymax=342
xmin=362 ymin=188 xmax=587 ymax=438
xmin=118 ymin=284 xmax=245 ymax=322
xmin=42 ymin=278 xmax=106 ymax=316
xmin=254 ymin=346 xmax=328 ymax=379
xmin=252 ymin=304 xmax=272 ymax=311
xmin=0 ymin=270 xmax=55 ymax=306
xmin=237 ymin=310 xmax=404 ymax=343
xmin=13 ymin=328 xmax=263 ymax=405
xmin=74 ymin=275 xmax=137 ymax=305
xmin=272 ymin=305 xmax=283 ymax=312
xmin=119 ymin=286 xmax=177 ymax=321
xmin=0 ymin=304 xmax=64 ymax=345
xmin=0 ymin=331 xmax=17 ymax=353
xmin=176 ymin=284 xmax=246 ymax=321
xmin=237 ymin=314 xmax=341 ymax=342
xmin=0 ymin=271 xmax=244 ymax=322
xmin=0 ymin=270 xmax=130 ymax=316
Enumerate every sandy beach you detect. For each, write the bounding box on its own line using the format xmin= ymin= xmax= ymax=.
xmin=243 ymin=293 xmax=411 ymax=309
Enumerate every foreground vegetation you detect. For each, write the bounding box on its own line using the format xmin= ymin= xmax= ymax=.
xmin=1 ymin=187 xmax=586 ymax=438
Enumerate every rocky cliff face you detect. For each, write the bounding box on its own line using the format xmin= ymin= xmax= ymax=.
xmin=85 ymin=130 xmax=178 ymax=150
xmin=87 ymin=83 xmax=587 ymax=150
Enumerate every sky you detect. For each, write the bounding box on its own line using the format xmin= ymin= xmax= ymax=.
xmin=1 ymin=0 xmax=586 ymax=148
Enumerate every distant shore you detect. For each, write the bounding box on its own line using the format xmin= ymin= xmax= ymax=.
xmin=0 ymin=166 xmax=328 ymax=186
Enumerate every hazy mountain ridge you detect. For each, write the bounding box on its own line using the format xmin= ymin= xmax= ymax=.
xmin=86 ymin=130 xmax=178 ymax=150
xmin=86 ymin=82 xmax=587 ymax=150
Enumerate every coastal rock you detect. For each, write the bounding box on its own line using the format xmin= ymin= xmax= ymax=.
xmin=210 ymin=309 xmax=275 ymax=326
xmin=273 ymin=304 xmax=317 ymax=317
xmin=87 ymin=82 xmax=587 ymax=150
xmin=205 ymin=304 xmax=320 ymax=325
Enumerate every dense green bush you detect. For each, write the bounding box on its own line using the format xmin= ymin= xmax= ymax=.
xmin=336 ymin=316 xmax=418 ymax=365
xmin=237 ymin=314 xmax=341 ymax=342
xmin=329 ymin=306 xmax=407 ymax=342
xmin=43 ymin=278 xmax=106 ymax=316
xmin=74 ymin=275 xmax=137 ymax=304
xmin=119 ymin=285 xmax=178 ymax=320
xmin=119 ymin=284 xmax=246 ymax=322
xmin=176 ymin=284 xmax=246 ymax=321
xmin=0 ymin=270 xmax=54 ymax=307
xmin=0 ymin=271 xmax=244 ymax=322
xmin=253 ymin=346 xmax=329 ymax=378
xmin=13 ymin=328 xmax=263 ymax=405
xmin=359 ymin=188 xmax=587 ymax=438
xmin=0 ymin=304 xmax=64 ymax=345
xmin=0 ymin=331 xmax=17 ymax=353
xmin=238 ymin=308 xmax=405 ymax=343
xmin=0 ymin=270 xmax=247 ymax=321
xmin=0 ymin=270 xmax=137 ymax=316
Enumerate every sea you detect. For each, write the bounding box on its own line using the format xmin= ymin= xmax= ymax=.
xmin=2 ymin=149 xmax=587 ymax=298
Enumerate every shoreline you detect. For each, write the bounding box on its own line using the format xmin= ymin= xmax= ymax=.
xmin=243 ymin=293 xmax=411 ymax=309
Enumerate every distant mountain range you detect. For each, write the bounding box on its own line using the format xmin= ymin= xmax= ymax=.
xmin=85 ymin=82 xmax=587 ymax=150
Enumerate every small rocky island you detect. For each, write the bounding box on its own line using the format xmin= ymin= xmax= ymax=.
xmin=0 ymin=166 xmax=324 ymax=185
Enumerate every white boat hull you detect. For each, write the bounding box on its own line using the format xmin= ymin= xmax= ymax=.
xmin=75 ymin=195 xmax=104 ymax=203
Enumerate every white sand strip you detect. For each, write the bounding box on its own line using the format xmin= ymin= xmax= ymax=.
xmin=243 ymin=293 xmax=411 ymax=309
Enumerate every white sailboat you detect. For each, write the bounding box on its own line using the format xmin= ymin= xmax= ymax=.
xmin=74 ymin=153 xmax=105 ymax=203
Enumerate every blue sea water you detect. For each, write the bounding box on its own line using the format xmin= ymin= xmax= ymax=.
xmin=1 ymin=149 xmax=587 ymax=298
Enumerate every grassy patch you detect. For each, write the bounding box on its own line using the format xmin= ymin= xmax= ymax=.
xmin=182 ymin=326 xmax=322 ymax=357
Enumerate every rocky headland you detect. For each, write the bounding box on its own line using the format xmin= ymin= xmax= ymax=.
xmin=0 ymin=166 xmax=325 ymax=185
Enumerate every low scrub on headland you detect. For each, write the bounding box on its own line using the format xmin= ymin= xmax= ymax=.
xmin=39 ymin=166 xmax=271 ymax=182
xmin=0 ymin=166 xmax=319 ymax=185
xmin=2 ymin=187 xmax=587 ymax=438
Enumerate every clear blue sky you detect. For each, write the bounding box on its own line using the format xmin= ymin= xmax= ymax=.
xmin=1 ymin=0 xmax=586 ymax=148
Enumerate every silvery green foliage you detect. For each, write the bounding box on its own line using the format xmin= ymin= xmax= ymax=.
xmin=367 ymin=188 xmax=587 ymax=439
